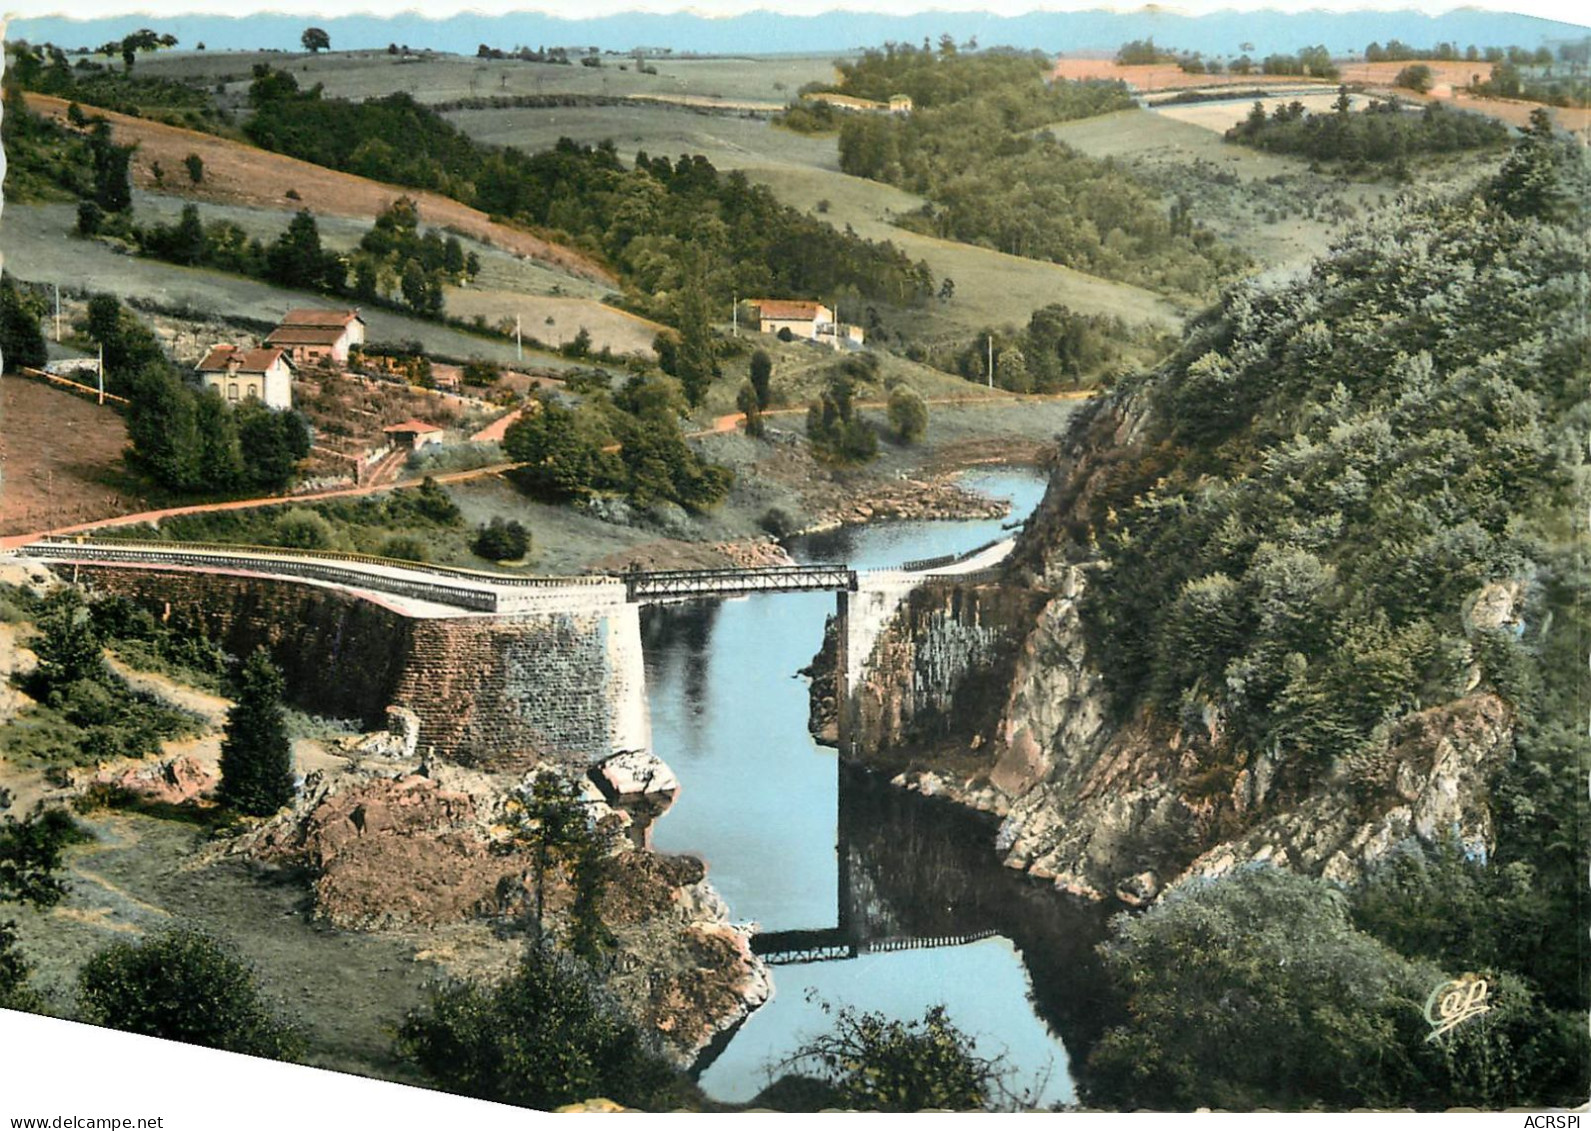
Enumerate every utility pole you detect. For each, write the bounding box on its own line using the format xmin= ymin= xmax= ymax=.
xmin=515 ymin=314 xmax=523 ymax=362
xmin=987 ymin=333 xmax=994 ymax=389
xmin=54 ymin=283 xmax=61 ymax=342
xmin=731 ymin=293 xmax=737 ymax=337
xmin=98 ymin=343 xmax=104 ymax=405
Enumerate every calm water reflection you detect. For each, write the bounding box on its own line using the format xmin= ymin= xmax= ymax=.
xmin=642 ymin=470 xmax=1107 ymax=1107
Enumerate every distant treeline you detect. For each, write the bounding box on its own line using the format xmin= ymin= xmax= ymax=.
xmin=1227 ymin=91 xmax=1510 ymax=170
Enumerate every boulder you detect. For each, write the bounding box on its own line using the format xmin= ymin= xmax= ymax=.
xmin=593 ymin=750 xmax=679 ymax=800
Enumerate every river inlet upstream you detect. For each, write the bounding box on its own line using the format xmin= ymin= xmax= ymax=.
xmin=642 ymin=469 xmax=1106 ymax=1107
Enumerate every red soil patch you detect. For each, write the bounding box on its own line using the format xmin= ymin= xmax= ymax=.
xmin=23 ymin=92 xmax=617 ymax=287
xmin=1052 ymin=58 xmax=1320 ymax=92
xmin=0 ymin=376 xmax=152 ymax=536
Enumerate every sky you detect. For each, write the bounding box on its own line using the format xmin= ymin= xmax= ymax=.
xmin=4 ymin=2 xmax=1586 ymax=57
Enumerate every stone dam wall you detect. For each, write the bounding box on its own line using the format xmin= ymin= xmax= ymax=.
xmin=56 ymin=563 xmax=648 ymax=771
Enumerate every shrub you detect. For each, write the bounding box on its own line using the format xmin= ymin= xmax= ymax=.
xmin=77 ymin=925 xmax=301 ymax=1058
xmin=887 ymin=384 xmax=928 ymax=443
xmin=472 ymin=517 xmax=529 ymax=561
xmin=272 ymin=507 xmax=334 ymax=550
xmin=759 ymin=507 xmax=798 ymax=539
xmin=1395 ymin=63 xmax=1435 ymax=93
xmin=183 ymin=152 xmax=204 ymax=183
xmin=379 ymin=534 xmax=430 ymax=562
xmin=396 ymin=943 xmax=685 ymax=1111
xmin=781 ymin=1004 xmax=1001 ymax=1112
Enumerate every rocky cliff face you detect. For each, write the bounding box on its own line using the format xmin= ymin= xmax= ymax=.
xmin=838 ymin=394 xmax=1519 ymax=905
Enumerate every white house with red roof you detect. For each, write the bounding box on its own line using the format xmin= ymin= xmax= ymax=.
xmin=752 ymin=298 xmax=865 ymax=347
xmin=753 ymin=299 xmax=833 ymax=340
xmin=264 ymin=308 xmax=366 ymax=368
xmin=194 ymin=345 xmax=294 ymax=410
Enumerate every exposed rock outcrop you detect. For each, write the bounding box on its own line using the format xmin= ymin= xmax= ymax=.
xmin=832 ymin=393 xmax=1520 ymax=904
xmin=224 ymin=747 xmax=767 ymax=1065
xmin=90 ymin=753 xmax=217 ymax=806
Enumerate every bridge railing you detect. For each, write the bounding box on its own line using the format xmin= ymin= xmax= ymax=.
xmin=23 ymin=540 xmax=502 ymax=613
xmin=899 ymin=538 xmax=1005 ymax=574
xmin=29 ymin=536 xmax=616 ymax=589
xmin=625 ymin=564 xmax=856 ymax=601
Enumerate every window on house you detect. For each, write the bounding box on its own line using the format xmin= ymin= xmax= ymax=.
xmin=228 ymin=383 xmax=239 ymax=401
xmin=246 ymin=384 xmax=259 ymax=399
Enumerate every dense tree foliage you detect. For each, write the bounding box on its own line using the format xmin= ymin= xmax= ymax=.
xmin=942 ymin=303 xmax=1156 ymax=392
xmin=806 ymin=374 xmax=878 ymax=464
xmin=217 ymin=649 xmax=295 ymax=817
xmin=1088 ymin=868 xmax=1587 ymax=1109
xmin=1228 ymin=91 xmax=1508 ymax=170
xmin=503 ymin=384 xmax=730 ymax=511
xmin=396 ymin=943 xmax=683 ymax=1110
xmin=830 ymin=46 xmax=1243 ymax=296
xmin=77 ymin=925 xmax=301 ymax=1058
xmin=1065 ymin=133 xmax=1588 ymax=1109
xmin=241 ymin=67 xmax=934 ymax=321
xmin=125 ymin=363 xmax=311 ymax=494
xmin=0 ymin=276 xmax=48 ymax=372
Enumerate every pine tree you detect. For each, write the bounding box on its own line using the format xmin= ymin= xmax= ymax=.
xmin=217 ymin=649 xmax=295 ymax=817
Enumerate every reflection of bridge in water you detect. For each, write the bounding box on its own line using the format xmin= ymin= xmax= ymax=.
xmin=746 ymin=757 xmax=1010 ymax=965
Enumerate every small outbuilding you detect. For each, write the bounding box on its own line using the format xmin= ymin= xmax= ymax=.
xmin=382 ymin=418 xmax=445 ymax=451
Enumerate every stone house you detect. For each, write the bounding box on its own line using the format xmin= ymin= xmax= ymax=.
xmin=264 ymin=308 xmax=367 ymax=368
xmin=194 ymin=345 xmax=294 ymax=410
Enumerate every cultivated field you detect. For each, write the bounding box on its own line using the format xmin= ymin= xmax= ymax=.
xmin=442 ymin=288 xmax=666 ymax=356
xmin=442 ymin=101 xmax=839 ymax=171
xmin=140 ymin=49 xmax=839 ymax=110
xmin=0 ymin=378 xmax=151 ymax=536
xmin=438 ymin=92 xmax=1186 ymax=333
xmin=1050 ymin=55 xmax=1589 ymax=133
xmin=1154 ymin=91 xmax=1373 ymax=133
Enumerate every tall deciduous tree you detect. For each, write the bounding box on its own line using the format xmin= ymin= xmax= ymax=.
xmin=217 ymin=649 xmax=295 ymax=817
xmin=301 ymin=27 xmax=331 ymax=53
xmin=748 ymin=348 xmax=773 ymax=408
xmin=672 ymin=262 xmax=718 ymax=408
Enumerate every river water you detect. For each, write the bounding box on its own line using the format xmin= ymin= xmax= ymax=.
xmin=641 ymin=469 xmax=1113 ymax=1108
